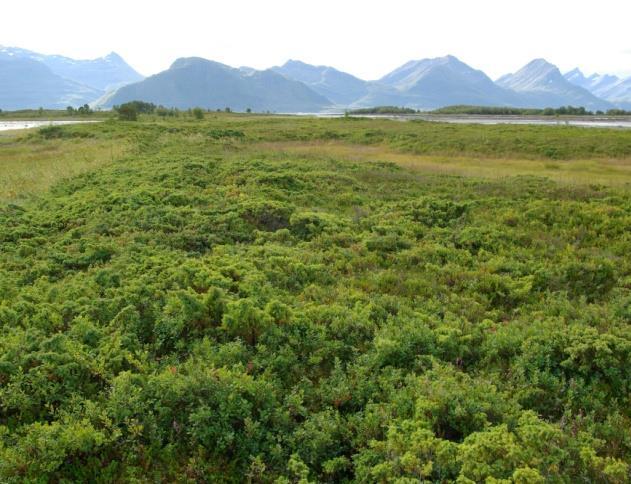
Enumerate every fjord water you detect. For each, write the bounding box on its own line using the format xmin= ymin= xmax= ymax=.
xmin=0 ymin=120 xmax=96 ymax=131
xmin=339 ymin=114 xmax=631 ymax=128
xmin=3 ymin=116 xmax=631 ymax=131
xmin=420 ymin=115 xmax=631 ymax=128
xmin=293 ymin=111 xmax=631 ymax=128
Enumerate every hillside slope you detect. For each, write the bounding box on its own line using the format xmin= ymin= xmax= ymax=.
xmin=498 ymin=59 xmax=612 ymax=110
xmin=0 ymin=46 xmax=143 ymax=91
xmin=272 ymin=59 xmax=370 ymax=105
xmin=0 ymin=57 xmax=102 ymax=110
xmin=101 ymin=57 xmax=332 ymax=112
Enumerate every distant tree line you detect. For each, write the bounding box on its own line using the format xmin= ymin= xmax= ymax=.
xmin=606 ymin=108 xmax=631 ymax=116
xmin=433 ymin=105 xmax=631 ymax=116
xmin=114 ymin=101 xmax=174 ymax=121
xmin=66 ymin=104 xmax=93 ymax=115
xmin=348 ymin=106 xmax=420 ymax=115
xmin=113 ymin=101 xmax=253 ymax=121
xmin=1 ymin=102 xmax=258 ymax=120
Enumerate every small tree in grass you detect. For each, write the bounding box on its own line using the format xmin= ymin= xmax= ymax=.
xmin=192 ymin=107 xmax=204 ymax=120
xmin=77 ymin=104 xmax=92 ymax=115
xmin=117 ymin=103 xmax=138 ymax=121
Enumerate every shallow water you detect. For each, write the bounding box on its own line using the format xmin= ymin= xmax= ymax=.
xmin=0 ymin=120 xmax=97 ymax=132
xmin=298 ymin=112 xmax=631 ymax=129
xmin=413 ymin=116 xmax=631 ymax=129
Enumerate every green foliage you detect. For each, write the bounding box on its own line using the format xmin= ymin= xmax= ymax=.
xmin=116 ymin=103 xmax=138 ymax=121
xmin=607 ymin=108 xmax=631 ymax=116
xmin=66 ymin=104 xmax=93 ymax=115
xmin=37 ymin=124 xmax=94 ymax=139
xmin=156 ymin=106 xmax=179 ymax=117
xmin=433 ymin=105 xmax=600 ymax=116
xmin=118 ymin=100 xmax=156 ymax=114
xmin=349 ymin=106 xmax=420 ymax=115
xmin=434 ymin=105 xmax=545 ymax=115
xmin=191 ymin=107 xmax=204 ymax=119
xmin=222 ymin=299 xmax=270 ymax=345
xmin=0 ymin=115 xmax=630 ymax=481
xmin=114 ymin=100 xmax=157 ymax=121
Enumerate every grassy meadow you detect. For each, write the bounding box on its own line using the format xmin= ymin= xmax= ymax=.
xmin=3 ymin=114 xmax=631 ymax=204
xmin=0 ymin=125 xmax=127 ymax=204
xmin=0 ymin=114 xmax=630 ymax=482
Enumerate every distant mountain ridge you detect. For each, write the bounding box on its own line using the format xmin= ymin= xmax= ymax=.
xmin=496 ymin=59 xmax=612 ymax=111
xmin=40 ymin=51 xmax=143 ymax=91
xmin=100 ymin=57 xmax=332 ymax=112
xmin=564 ymin=68 xmax=620 ymax=95
xmin=2 ymin=45 xmax=630 ymax=112
xmin=564 ymin=67 xmax=631 ymax=109
xmin=0 ymin=46 xmax=143 ymax=91
xmin=598 ymin=79 xmax=631 ymax=109
xmin=0 ymin=46 xmax=143 ymax=109
xmin=273 ymin=56 xmax=624 ymax=111
xmin=272 ymin=60 xmax=369 ymax=105
xmin=0 ymin=57 xmax=102 ymax=110
xmin=370 ymin=55 xmax=520 ymax=109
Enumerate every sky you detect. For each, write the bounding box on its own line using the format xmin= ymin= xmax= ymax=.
xmin=3 ymin=0 xmax=631 ymax=80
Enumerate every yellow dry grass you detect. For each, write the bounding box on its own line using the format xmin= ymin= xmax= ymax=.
xmin=254 ymin=141 xmax=631 ymax=187
xmin=2 ymin=128 xmax=630 ymax=207
xmin=0 ymin=131 xmax=127 ymax=204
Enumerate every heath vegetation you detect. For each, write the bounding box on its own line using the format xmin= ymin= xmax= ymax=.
xmin=0 ymin=113 xmax=630 ymax=482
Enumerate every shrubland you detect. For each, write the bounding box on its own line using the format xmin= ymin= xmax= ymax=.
xmin=0 ymin=114 xmax=630 ymax=482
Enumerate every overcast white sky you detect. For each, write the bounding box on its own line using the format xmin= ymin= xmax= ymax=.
xmin=3 ymin=0 xmax=631 ymax=80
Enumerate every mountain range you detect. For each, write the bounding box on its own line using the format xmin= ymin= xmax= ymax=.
xmin=100 ymin=55 xmax=621 ymax=112
xmin=271 ymin=60 xmax=370 ymax=105
xmin=563 ymin=68 xmax=631 ymax=109
xmin=0 ymin=46 xmax=143 ymax=110
xmin=100 ymin=58 xmax=329 ymax=113
xmin=496 ymin=59 xmax=610 ymax=111
xmin=1 ymin=45 xmax=630 ymax=112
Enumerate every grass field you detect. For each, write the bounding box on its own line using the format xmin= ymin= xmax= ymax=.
xmin=0 ymin=114 xmax=630 ymax=482
xmin=0 ymin=109 xmax=113 ymax=120
xmin=256 ymin=140 xmax=631 ymax=186
xmin=2 ymin=114 xmax=631 ymax=205
xmin=0 ymin=128 xmax=127 ymax=203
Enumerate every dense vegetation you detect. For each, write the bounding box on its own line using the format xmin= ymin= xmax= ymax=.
xmin=1 ymin=115 xmax=630 ymax=482
xmin=348 ymin=104 xmax=631 ymax=117
xmin=114 ymin=102 xmax=225 ymax=121
xmin=6 ymin=114 xmax=631 ymax=206
xmin=432 ymin=105 xmax=544 ymax=116
xmin=66 ymin=104 xmax=95 ymax=116
xmin=348 ymin=107 xmax=420 ymax=115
